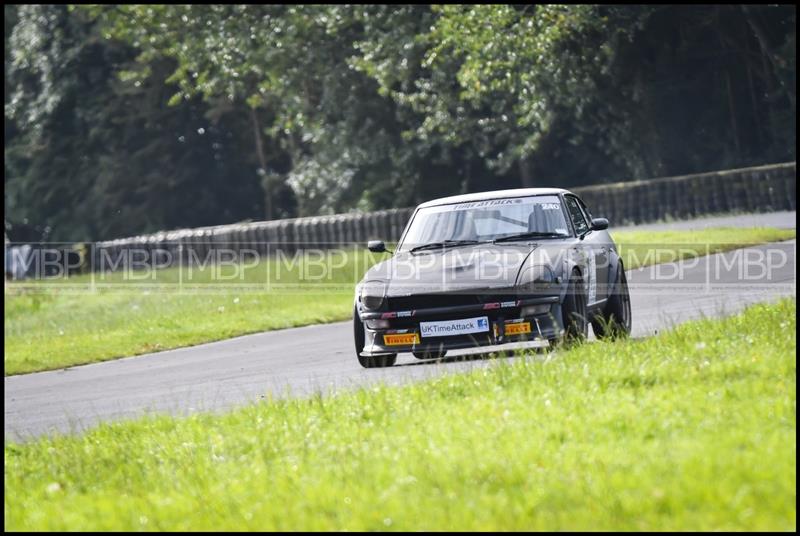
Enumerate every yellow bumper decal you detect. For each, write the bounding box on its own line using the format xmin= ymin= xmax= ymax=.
xmin=383 ymin=333 xmax=420 ymax=346
xmin=494 ymin=322 xmax=532 ymax=336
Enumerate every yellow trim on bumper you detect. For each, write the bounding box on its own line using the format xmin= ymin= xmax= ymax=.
xmin=494 ymin=321 xmax=532 ymax=336
xmin=383 ymin=333 xmax=420 ymax=346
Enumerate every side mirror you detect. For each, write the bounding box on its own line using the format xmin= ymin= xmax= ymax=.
xmin=367 ymin=240 xmax=388 ymax=253
xmin=590 ymin=218 xmax=609 ymax=231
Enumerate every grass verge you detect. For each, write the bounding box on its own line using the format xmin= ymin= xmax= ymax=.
xmin=4 ymin=298 xmax=796 ymax=530
xmin=4 ymin=226 xmax=795 ymax=375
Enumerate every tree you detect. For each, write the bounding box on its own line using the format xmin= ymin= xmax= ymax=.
xmin=5 ymin=5 xmax=795 ymax=241
xmin=5 ymin=5 xmax=269 ymax=241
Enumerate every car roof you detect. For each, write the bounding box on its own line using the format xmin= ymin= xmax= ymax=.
xmin=417 ymin=188 xmax=572 ymax=209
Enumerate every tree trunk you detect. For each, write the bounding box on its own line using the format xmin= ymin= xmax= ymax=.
xmin=461 ymin=155 xmax=472 ymax=193
xmin=518 ymin=158 xmax=534 ymax=187
xmin=741 ymin=5 xmax=795 ymax=115
xmin=744 ymin=35 xmax=763 ymax=149
xmin=250 ymin=107 xmax=272 ymax=221
xmin=725 ymin=71 xmax=741 ymax=157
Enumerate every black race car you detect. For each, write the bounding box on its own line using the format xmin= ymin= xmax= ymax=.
xmin=353 ymin=188 xmax=631 ymax=368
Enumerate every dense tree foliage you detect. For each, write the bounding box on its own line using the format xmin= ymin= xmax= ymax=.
xmin=4 ymin=5 xmax=795 ymax=242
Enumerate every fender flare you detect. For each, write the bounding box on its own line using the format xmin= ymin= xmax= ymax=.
xmin=559 ymin=258 xmax=584 ymax=302
xmin=606 ymin=250 xmax=624 ymax=296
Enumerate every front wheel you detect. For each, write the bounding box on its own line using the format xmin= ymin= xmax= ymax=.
xmin=413 ymin=350 xmax=447 ymax=360
xmin=591 ymin=264 xmax=632 ymax=340
xmin=354 ymin=306 xmax=397 ymax=368
xmin=358 ymin=353 xmax=397 ymax=368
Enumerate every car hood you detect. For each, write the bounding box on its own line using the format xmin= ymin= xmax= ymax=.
xmin=360 ymin=242 xmax=569 ymax=297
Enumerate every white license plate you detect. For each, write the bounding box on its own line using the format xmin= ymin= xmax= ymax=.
xmin=420 ymin=316 xmax=490 ymax=338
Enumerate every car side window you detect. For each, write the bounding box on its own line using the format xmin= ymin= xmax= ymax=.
xmin=564 ymin=196 xmax=589 ymax=235
xmin=577 ymin=198 xmax=593 ymax=222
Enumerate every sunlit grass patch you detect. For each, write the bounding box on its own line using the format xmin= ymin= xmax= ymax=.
xmin=4 ymin=298 xmax=795 ymax=530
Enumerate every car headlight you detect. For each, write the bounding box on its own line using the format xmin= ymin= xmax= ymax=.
xmin=517 ymin=265 xmax=558 ymax=294
xmin=359 ymin=280 xmax=386 ymax=310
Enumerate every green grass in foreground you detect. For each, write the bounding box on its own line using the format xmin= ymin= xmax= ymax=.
xmin=4 ymin=226 xmax=795 ymax=375
xmin=4 ymin=299 xmax=796 ymax=531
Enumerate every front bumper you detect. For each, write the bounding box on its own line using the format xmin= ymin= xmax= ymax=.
xmin=359 ymin=296 xmax=563 ymax=356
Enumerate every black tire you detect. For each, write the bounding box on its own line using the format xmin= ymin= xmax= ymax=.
xmin=560 ymin=272 xmax=588 ymax=345
xmin=413 ymin=350 xmax=447 ymax=360
xmin=591 ymin=264 xmax=632 ymax=340
xmin=358 ymin=353 xmax=397 ymax=368
xmin=354 ymin=306 xmax=397 ymax=368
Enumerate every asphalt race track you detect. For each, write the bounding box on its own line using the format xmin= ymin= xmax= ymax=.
xmin=5 ymin=213 xmax=796 ymax=440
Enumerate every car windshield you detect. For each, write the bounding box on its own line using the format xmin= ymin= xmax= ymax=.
xmin=399 ymin=195 xmax=570 ymax=252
